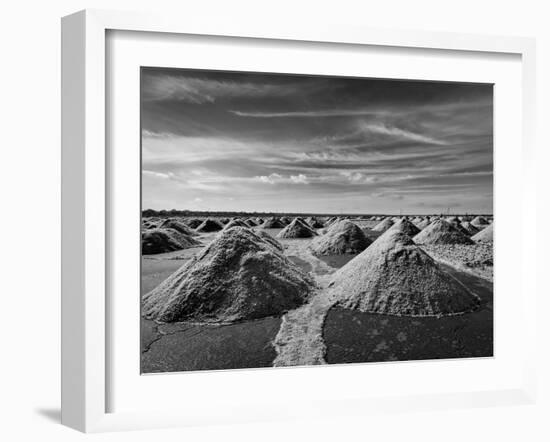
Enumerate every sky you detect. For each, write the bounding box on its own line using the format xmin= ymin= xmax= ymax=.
xmin=141 ymin=68 xmax=493 ymax=215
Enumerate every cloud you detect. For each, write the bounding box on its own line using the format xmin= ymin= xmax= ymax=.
xmin=230 ymin=109 xmax=386 ymax=118
xmin=142 ymin=75 xmax=301 ymax=104
xmin=359 ymin=123 xmax=447 ymax=145
xmin=255 ymin=173 xmax=309 ymax=185
xmin=142 ymin=170 xmax=174 ymax=179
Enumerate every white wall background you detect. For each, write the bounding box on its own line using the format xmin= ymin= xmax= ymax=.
xmin=0 ymin=1 xmax=547 ymax=441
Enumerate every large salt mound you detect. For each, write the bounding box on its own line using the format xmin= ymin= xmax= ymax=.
xmin=186 ymin=218 xmax=203 ymax=229
xmin=141 ymin=228 xmax=201 ymax=255
xmin=142 ymin=227 xmax=314 ymax=323
xmin=310 ymin=220 xmax=372 ymax=255
xmin=460 ymin=221 xmax=480 ymax=236
xmin=472 ymin=224 xmax=493 ymax=243
xmin=388 ymin=218 xmax=421 ymax=237
xmin=413 ymin=219 xmax=474 ymax=245
xmin=372 ymin=217 xmax=394 ymax=232
xmin=158 ymin=218 xmax=196 ymax=236
xmin=328 ymin=230 xmax=480 ymax=316
xmin=262 ymin=217 xmax=285 ymax=228
xmin=195 ymin=218 xmax=223 ymax=232
xmin=255 ymin=229 xmax=285 ymax=252
xmin=277 ymin=218 xmax=317 ymax=239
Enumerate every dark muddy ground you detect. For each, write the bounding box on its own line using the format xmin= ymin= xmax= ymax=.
xmin=323 ymin=264 xmax=493 ymax=364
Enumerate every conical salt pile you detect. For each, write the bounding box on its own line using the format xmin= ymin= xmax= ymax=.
xmin=186 ymin=218 xmax=203 ymax=229
xmin=195 ymin=218 xmax=223 ymax=232
xmin=415 ymin=218 xmax=431 ymax=230
xmin=262 ymin=217 xmax=285 ymax=228
xmin=310 ymin=220 xmax=372 ymax=255
xmin=471 ymin=216 xmax=489 ymax=227
xmin=413 ymin=219 xmax=474 ymax=245
xmin=142 ymin=228 xmax=201 ymax=255
xmin=142 ymin=227 xmax=314 ymax=323
xmin=306 ymin=217 xmax=324 ymax=228
xmin=277 ymin=218 xmax=317 ymax=238
xmin=158 ymin=218 xmax=196 ymax=236
xmin=460 ymin=221 xmax=480 ymax=236
xmin=328 ymin=230 xmax=480 ymax=316
xmin=223 ymin=218 xmax=249 ymax=230
xmin=472 ymin=224 xmax=493 ymax=243
xmin=246 ymin=218 xmax=258 ymax=226
xmin=372 ymin=217 xmax=394 ymax=232
xmin=388 ymin=218 xmax=421 ymax=237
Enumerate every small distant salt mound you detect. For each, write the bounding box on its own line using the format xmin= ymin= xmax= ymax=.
xmin=262 ymin=217 xmax=285 ymax=228
xmin=310 ymin=220 xmax=372 ymax=255
xmin=388 ymin=218 xmax=421 ymax=237
xmin=255 ymin=229 xmax=285 ymax=251
xmin=141 ymin=228 xmax=201 ymax=255
xmin=471 ymin=216 xmax=489 ymax=227
xmin=415 ymin=218 xmax=431 ymax=230
xmin=328 ymin=229 xmax=480 ymax=316
xmin=413 ymin=219 xmax=474 ymax=245
xmin=372 ymin=217 xmax=394 ymax=232
xmin=446 ymin=216 xmax=460 ymax=224
xmin=306 ymin=217 xmax=324 ymax=228
xmin=246 ymin=218 xmax=258 ymax=226
xmin=186 ymin=218 xmax=203 ymax=229
xmin=472 ymin=223 xmax=493 ymax=243
xmin=158 ymin=218 xmax=196 ymax=236
xmin=195 ymin=218 xmax=223 ymax=232
xmin=460 ymin=221 xmax=480 ymax=236
xmin=223 ymin=219 xmax=249 ymax=230
xmin=142 ymin=227 xmax=313 ymax=323
xmin=277 ymin=218 xmax=317 ymax=239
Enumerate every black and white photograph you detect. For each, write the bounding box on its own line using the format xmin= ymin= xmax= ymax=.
xmin=140 ymin=68 xmax=494 ymax=374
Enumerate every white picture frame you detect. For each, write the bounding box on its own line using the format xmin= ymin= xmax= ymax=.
xmin=61 ymin=9 xmax=537 ymax=433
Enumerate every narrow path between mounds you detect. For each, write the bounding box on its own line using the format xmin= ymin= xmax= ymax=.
xmin=272 ymin=240 xmax=338 ymax=367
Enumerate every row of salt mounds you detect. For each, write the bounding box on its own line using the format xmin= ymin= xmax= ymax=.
xmin=388 ymin=218 xmax=420 ymax=237
xmin=414 ymin=219 xmax=474 ymax=245
xmin=472 ymin=223 xmax=493 ymax=243
xmin=372 ymin=217 xmax=394 ymax=232
xmin=310 ymin=220 xmax=372 ymax=255
xmin=158 ymin=218 xmax=197 ymax=236
xmin=328 ymin=229 xmax=481 ymax=316
xmin=262 ymin=217 xmax=286 ymax=228
xmin=141 ymin=228 xmax=201 ymax=255
xmin=142 ymin=227 xmax=314 ymax=323
xmin=195 ymin=218 xmax=223 ymax=232
xmin=277 ymin=218 xmax=318 ymax=239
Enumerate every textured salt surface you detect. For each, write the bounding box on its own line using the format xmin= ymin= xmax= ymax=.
xmin=143 ymin=227 xmax=314 ymax=323
xmin=414 ymin=219 xmax=474 ymax=245
xmin=310 ymin=220 xmax=371 ymax=255
xmin=141 ymin=228 xmax=201 ymax=255
xmin=372 ymin=217 xmax=394 ymax=232
xmin=329 ymin=230 xmax=480 ymax=316
xmin=472 ymin=224 xmax=493 ymax=243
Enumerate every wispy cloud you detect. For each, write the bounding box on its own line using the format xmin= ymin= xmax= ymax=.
xmin=230 ymin=109 xmax=386 ymax=118
xmin=359 ymin=122 xmax=447 ymax=146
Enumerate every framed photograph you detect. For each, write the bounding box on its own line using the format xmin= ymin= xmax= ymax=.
xmin=61 ymin=9 xmax=537 ymax=432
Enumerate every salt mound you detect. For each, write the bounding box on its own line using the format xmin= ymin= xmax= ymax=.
xmin=142 ymin=227 xmax=314 ymax=323
xmin=460 ymin=221 xmax=480 ymax=236
xmin=472 ymin=224 xmax=493 ymax=243
xmin=186 ymin=218 xmax=203 ymax=229
xmin=141 ymin=228 xmax=201 ymax=255
xmin=306 ymin=217 xmax=324 ymax=228
xmin=246 ymin=218 xmax=258 ymax=226
xmin=195 ymin=218 xmax=223 ymax=232
xmin=277 ymin=218 xmax=318 ymax=239
xmin=158 ymin=218 xmax=196 ymax=236
xmin=310 ymin=220 xmax=372 ymax=255
xmin=471 ymin=216 xmax=489 ymax=227
xmin=262 ymin=217 xmax=285 ymax=228
xmin=413 ymin=219 xmax=474 ymax=245
xmin=328 ymin=230 xmax=480 ymax=316
xmin=388 ymin=218 xmax=420 ymax=237
xmin=223 ymin=219 xmax=249 ymax=230
xmin=415 ymin=218 xmax=431 ymax=230
xmin=372 ymin=217 xmax=394 ymax=232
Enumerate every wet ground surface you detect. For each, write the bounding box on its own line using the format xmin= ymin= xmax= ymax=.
xmin=323 ymin=264 xmax=493 ymax=364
